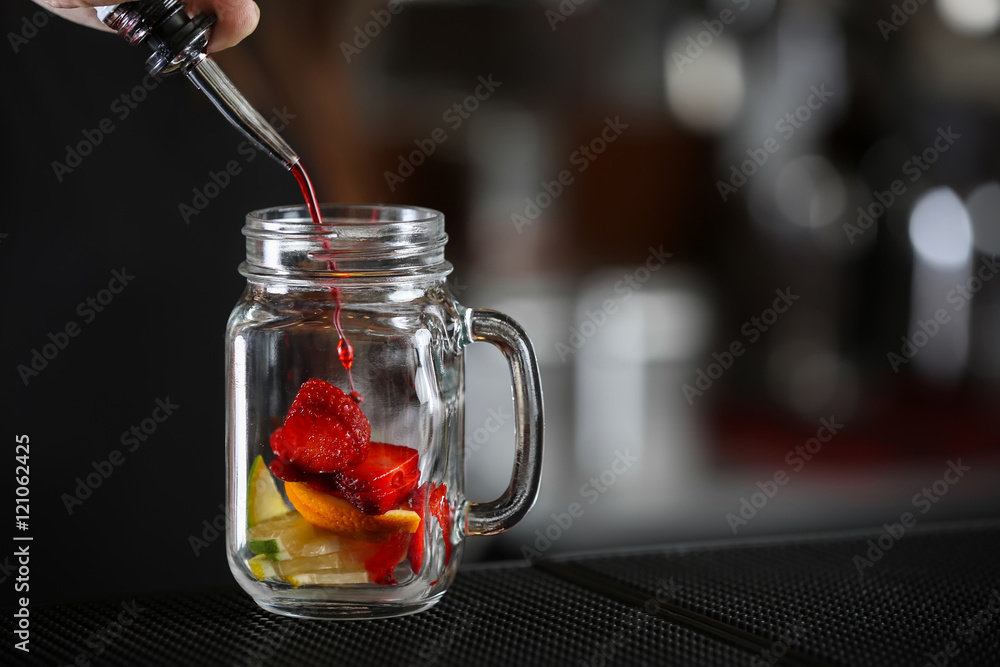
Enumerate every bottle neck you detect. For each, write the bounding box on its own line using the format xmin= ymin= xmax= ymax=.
xmin=240 ymin=205 xmax=453 ymax=289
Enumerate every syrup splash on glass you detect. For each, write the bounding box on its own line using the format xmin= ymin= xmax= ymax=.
xmin=290 ymin=162 xmax=361 ymax=402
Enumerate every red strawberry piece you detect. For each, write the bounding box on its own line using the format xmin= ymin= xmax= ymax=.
xmin=406 ymin=482 xmax=452 ymax=574
xmin=271 ymin=379 xmax=370 ymax=474
xmin=278 ymin=443 xmax=420 ymax=516
xmin=406 ymin=485 xmax=427 ymax=574
xmin=364 ymin=532 xmax=410 ymax=586
xmin=327 ymin=442 xmax=420 ymax=515
xmin=268 ymin=454 xmax=305 ymax=482
xmin=429 ymin=483 xmax=453 ymax=565
xmin=267 ymin=454 xmax=338 ymax=491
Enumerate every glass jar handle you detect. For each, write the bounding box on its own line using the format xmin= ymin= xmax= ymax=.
xmin=463 ymin=309 xmax=544 ymax=536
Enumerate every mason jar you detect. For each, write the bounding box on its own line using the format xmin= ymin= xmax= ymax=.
xmin=225 ymin=204 xmax=543 ymax=619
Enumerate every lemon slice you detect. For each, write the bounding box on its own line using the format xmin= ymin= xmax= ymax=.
xmin=247 ymin=455 xmax=292 ymax=528
xmin=286 ymin=571 xmax=370 ymax=587
xmin=272 ymin=550 xmax=370 ymax=577
xmin=248 ymin=554 xmax=279 ymax=581
xmin=248 ymin=513 xmax=341 ymax=561
xmin=248 ymin=550 xmax=373 ymax=586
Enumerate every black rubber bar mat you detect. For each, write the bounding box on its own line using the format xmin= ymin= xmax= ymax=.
xmin=4 ymin=521 xmax=999 ymax=666
xmin=1 ymin=564 xmax=756 ymax=667
xmin=544 ymin=520 xmax=1000 ymax=667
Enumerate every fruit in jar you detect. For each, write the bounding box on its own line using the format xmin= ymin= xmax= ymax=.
xmin=248 ymin=545 xmax=377 ymax=587
xmin=269 ymin=379 xmax=370 ymax=473
xmin=364 ymin=533 xmax=411 ymax=586
xmin=406 ymin=482 xmax=453 ymax=574
xmin=248 ymin=554 xmax=278 ymax=581
xmin=285 ymin=571 xmax=370 ymax=586
xmin=429 ymin=482 xmax=453 ymax=566
xmin=285 ymin=481 xmax=420 ymax=539
xmin=247 ymin=512 xmax=341 ymax=561
xmin=316 ymin=441 xmax=420 ymax=515
xmin=271 ymin=548 xmax=376 ymax=577
xmin=274 ymin=442 xmax=420 ymax=516
xmin=247 ymin=454 xmax=292 ymax=528
xmin=260 ymin=377 xmax=451 ymax=586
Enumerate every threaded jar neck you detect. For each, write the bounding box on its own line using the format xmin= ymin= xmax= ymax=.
xmin=241 ymin=204 xmax=452 ymax=287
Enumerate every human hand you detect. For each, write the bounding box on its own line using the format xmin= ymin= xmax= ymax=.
xmin=34 ymin=0 xmax=261 ymax=53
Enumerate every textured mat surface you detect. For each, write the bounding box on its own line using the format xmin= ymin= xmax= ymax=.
xmin=3 ymin=521 xmax=999 ymax=666
xmin=1 ymin=566 xmax=755 ymax=667
xmin=550 ymin=520 xmax=1000 ymax=667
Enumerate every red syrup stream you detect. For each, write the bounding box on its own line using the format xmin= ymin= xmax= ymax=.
xmin=290 ymin=162 xmax=362 ymax=403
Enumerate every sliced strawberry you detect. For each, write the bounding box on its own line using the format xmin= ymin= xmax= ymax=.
xmin=364 ymin=532 xmax=411 ymax=585
xmin=327 ymin=442 xmax=420 ymax=515
xmin=269 ymin=455 xmax=336 ymax=490
xmin=429 ymin=483 xmax=453 ymax=565
xmin=271 ymin=379 xmax=370 ymax=474
xmin=269 ymin=445 xmax=420 ymax=519
xmin=268 ymin=454 xmax=305 ymax=482
xmin=406 ymin=485 xmax=427 ymax=574
xmin=405 ymin=482 xmax=452 ymax=574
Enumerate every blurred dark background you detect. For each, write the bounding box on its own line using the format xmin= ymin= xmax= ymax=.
xmin=2 ymin=0 xmax=1000 ymax=606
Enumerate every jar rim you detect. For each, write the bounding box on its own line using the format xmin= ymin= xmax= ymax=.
xmin=241 ymin=204 xmax=452 ymax=286
xmin=246 ymin=204 xmax=443 ymax=234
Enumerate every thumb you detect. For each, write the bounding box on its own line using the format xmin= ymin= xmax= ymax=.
xmin=31 ymin=1 xmax=115 ymax=32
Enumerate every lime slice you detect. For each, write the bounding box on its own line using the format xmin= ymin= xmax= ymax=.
xmin=248 ymin=513 xmax=341 ymax=561
xmin=247 ymin=455 xmax=291 ymax=528
xmin=248 ymin=538 xmax=285 ymax=559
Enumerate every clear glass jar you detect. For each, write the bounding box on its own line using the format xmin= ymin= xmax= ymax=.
xmin=225 ymin=204 xmax=543 ymax=619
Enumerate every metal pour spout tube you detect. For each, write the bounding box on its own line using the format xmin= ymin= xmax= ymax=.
xmin=97 ymin=1 xmax=299 ymax=170
xmin=185 ymin=57 xmax=299 ymax=169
